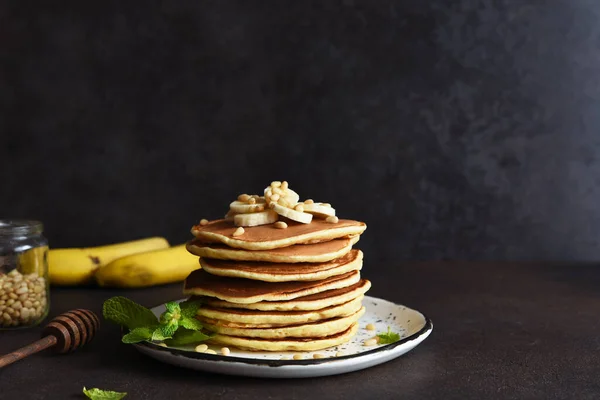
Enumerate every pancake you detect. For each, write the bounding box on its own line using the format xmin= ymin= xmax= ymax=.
xmin=186 ymin=236 xmax=359 ymax=263
xmin=202 ymin=307 xmax=365 ymax=338
xmin=209 ymin=323 xmax=359 ymax=352
xmin=191 ymin=218 xmax=366 ymax=250
xmin=200 ymin=279 xmax=372 ymax=311
xmin=183 ymin=269 xmax=361 ymax=304
xmin=199 ymin=249 xmax=363 ymax=282
xmin=196 ymin=295 xmax=364 ymax=328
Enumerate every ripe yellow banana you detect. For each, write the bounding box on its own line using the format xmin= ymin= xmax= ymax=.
xmin=48 ymin=237 xmax=170 ymax=286
xmin=18 ymin=246 xmax=49 ymax=275
xmin=94 ymin=244 xmax=201 ymax=288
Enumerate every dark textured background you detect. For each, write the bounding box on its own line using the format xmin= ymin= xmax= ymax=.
xmin=2 ymin=0 xmax=600 ymax=262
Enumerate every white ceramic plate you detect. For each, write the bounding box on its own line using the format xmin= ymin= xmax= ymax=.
xmin=133 ymin=295 xmax=433 ymax=378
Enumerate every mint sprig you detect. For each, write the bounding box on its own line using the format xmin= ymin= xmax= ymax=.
xmin=103 ymin=296 xmax=212 ymax=345
xmin=377 ymin=327 xmax=401 ymax=344
xmin=102 ymin=296 xmax=158 ymax=330
xmin=83 ymin=387 xmax=127 ymax=399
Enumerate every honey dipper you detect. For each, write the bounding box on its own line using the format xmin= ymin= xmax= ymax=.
xmin=0 ymin=309 xmax=100 ymax=368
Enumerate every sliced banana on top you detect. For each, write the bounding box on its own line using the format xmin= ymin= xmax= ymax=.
xmin=302 ymin=202 xmax=336 ymax=218
xmin=234 ymin=210 xmax=279 ymax=227
xmin=224 ymin=210 xmax=236 ymax=221
xmin=264 ymin=187 xmax=300 ymax=207
xmin=270 ymin=203 xmax=313 ymax=224
xmin=229 ymin=200 xmax=266 ymax=214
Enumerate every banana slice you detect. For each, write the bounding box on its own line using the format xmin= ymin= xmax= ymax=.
xmin=234 ymin=210 xmax=279 ymax=227
xmin=224 ymin=210 xmax=236 ymax=221
xmin=264 ymin=187 xmax=300 ymax=207
xmin=283 ymin=189 xmax=300 ymax=205
xmin=230 ymin=200 xmax=266 ymax=214
xmin=303 ymin=203 xmax=336 ymax=218
xmin=271 ymin=203 xmax=313 ymax=224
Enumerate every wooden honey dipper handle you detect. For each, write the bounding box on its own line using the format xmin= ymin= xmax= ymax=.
xmin=0 ymin=309 xmax=100 ymax=369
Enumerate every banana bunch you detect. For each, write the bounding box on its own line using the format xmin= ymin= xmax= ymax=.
xmin=47 ymin=237 xmax=200 ymax=288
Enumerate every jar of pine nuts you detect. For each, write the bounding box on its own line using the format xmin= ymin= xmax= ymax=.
xmin=0 ymin=220 xmax=50 ymax=329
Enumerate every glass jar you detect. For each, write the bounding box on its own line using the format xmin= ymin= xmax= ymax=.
xmin=0 ymin=220 xmax=50 ymax=329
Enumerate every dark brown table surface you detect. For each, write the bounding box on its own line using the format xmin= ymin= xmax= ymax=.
xmin=1 ymin=261 xmax=598 ymax=399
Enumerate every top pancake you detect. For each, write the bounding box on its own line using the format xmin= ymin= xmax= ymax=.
xmin=190 ymin=218 xmax=366 ymax=250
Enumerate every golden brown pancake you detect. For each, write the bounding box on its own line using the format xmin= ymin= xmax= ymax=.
xmin=183 ymin=269 xmax=361 ymax=304
xmin=196 ymin=295 xmax=364 ymax=327
xmin=209 ymin=323 xmax=359 ymax=352
xmin=190 ymin=218 xmax=366 ymax=250
xmin=199 ymin=249 xmax=363 ymax=282
xmin=202 ymin=307 xmax=365 ymax=338
xmin=186 ymin=236 xmax=359 ymax=263
xmin=199 ymin=279 xmax=372 ymax=311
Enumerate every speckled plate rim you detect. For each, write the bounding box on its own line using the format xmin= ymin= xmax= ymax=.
xmin=131 ymin=295 xmax=433 ymax=369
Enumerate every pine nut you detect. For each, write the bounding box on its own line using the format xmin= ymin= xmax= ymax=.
xmin=313 ymin=353 xmax=325 ymax=359
xmin=221 ymin=347 xmax=230 ymax=356
xmin=199 ymin=219 xmax=209 ymax=226
xmin=20 ymin=308 xmax=30 ymax=320
xmin=232 ymin=227 xmax=245 ymax=237
xmin=326 ymin=216 xmax=339 ymax=223
xmin=15 ymin=286 xmax=28 ymax=295
xmin=364 ymin=338 xmax=379 ymax=346
xmin=205 ymin=349 xmax=217 ymax=355
xmin=366 ymin=323 xmax=376 ymax=331
xmin=294 ymin=204 xmax=304 ymax=212
xmin=293 ymin=354 xmax=303 ymax=360
xmin=248 ymin=197 xmax=257 ymax=204
xmin=304 ymin=199 xmax=314 ymax=204
xmin=321 ymin=203 xmax=331 ymax=207
xmin=270 ymin=193 xmax=280 ymax=202
xmin=238 ymin=194 xmax=251 ymax=202
xmin=278 ymin=198 xmax=289 ymax=207
xmin=274 ymin=221 xmax=288 ymax=229
xmin=281 ymin=181 xmax=289 ymax=190
xmin=195 ymin=344 xmax=208 ymax=353
xmin=271 ymin=181 xmax=282 ymax=188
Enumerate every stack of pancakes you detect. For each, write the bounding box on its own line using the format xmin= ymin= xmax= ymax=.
xmin=184 ymin=218 xmax=370 ymax=352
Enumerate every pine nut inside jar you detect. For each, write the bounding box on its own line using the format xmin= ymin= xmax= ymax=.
xmin=0 ymin=220 xmax=50 ymax=329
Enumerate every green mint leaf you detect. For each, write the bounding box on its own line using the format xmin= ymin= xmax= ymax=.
xmin=159 ymin=321 xmax=178 ymax=338
xmin=165 ymin=328 xmax=212 ymax=346
xmin=377 ymin=327 xmax=401 ymax=344
xmin=121 ymin=327 xmax=154 ymax=344
xmin=179 ymin=299 xmax=203 ymax=318
xmin=179 ymin=316 xmax=204 ymax=331
xmin=102 ymin=296 xmax=158 ymax=330
xmin=164 ymin=301 xmax=179 ymax=314
xmin=150 ymin=327 xmax=169 ymax=341
xmin=83 ymin=387 xmax=127 ymax=399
